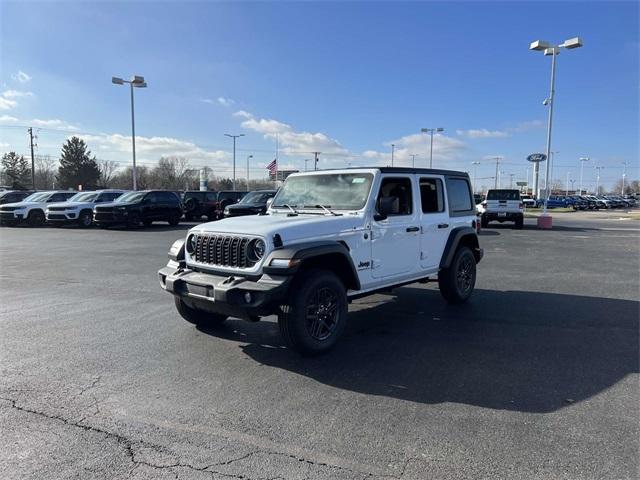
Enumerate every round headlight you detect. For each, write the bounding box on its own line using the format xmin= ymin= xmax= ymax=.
xmin=250 ymin=239 xmax=266 ymax=261
xmin=186 ymin=234 xmax=197 ymax=254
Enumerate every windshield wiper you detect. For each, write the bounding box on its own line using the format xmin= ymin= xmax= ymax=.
xmin=272 ymin=204 xmax=298 ymax=215
xmin=314 ymin=204 xmax=341 ymax=216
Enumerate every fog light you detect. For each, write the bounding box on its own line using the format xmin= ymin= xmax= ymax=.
xmin=244 ymin=292 xmax=252 ymax=303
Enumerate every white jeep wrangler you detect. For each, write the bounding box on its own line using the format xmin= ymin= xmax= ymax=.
xmin=159 ymin=167 xmax=482 ymax=355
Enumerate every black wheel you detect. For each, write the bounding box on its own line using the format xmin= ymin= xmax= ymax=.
xmin=278 ymin=269 xmax=348 ymax=356
xmin=184 ymin=213 xmax=194 ymax=221
xmin=514 ymin=216 xmax=524 ymax=229
xmin=126 ymin=212 xmax=142 ymax=229
xmin=143 ymin=219 xmax=153 ymax=227
xmin=184 ymin=198 xmax=198 ymax=213
xmin=438 ymin=247 xmax=476 ymax=304
xmin=480 ymin=215 xmax=488 ymax=228
xmin=174 ymin=296 xmax=227 ymax=328
xmin=27 ymin=210 xmax=45 ymax=227
xmin=167 ymin=212 xmax=180 ymax=226
xmin=78 ymin=210 xmax=93 ymax=228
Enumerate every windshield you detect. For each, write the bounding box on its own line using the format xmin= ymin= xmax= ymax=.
xmin=23 ymin=192 xmax=51 ymax=202
xmin=272 ymin=173 xmax=373 ymax=210
xmin=116 ymin=191 xmax=146 ymax=203
xmin=487 ymin=190 xmax=520 ymax=200
xmin=240 ymin=191 xmax=275 ymax=204
xmin=69 ymin=192 xmax=98 ymax=202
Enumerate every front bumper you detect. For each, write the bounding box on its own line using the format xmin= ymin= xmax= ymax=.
xmin=46 ymin=211 xmax=78 ymax=222
xmin=158 ymin=263 xmax=292 ymax=320
xmin=0 ymin=211 xmax=24 ymax=223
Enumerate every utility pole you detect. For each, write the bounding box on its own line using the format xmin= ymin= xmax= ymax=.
xmin=313 ymin=152 xmax=320 ymax=171
xmin=566 ymin=171 xmax=570 ymax=195
xmin=491 ymin=156 xmax=502 ymax=189
xmin=509 ymin=173 xmax=515 ymax=189
xmin=391 ymin=144 xmax=395 ymax=167
xmin=471 ymin=161 xmax=480 ymax=193
xmin=621 ymin=161 xmax=627 ymax=194
xmin=28 ymin=128 xmax=36 ymax=189
xmin=246 ymin=154 xmax=253 ymax=191
xmin=410 ymin=154 xmax=419 ymax=168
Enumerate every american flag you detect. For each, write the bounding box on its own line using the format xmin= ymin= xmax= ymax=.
xmin=266 ymin=158 xmax=278 ymax=176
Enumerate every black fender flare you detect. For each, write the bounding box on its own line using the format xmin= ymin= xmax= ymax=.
xmin=440 ymin=227 xmax=482 ymax=269
xmin=263 ymin=240 xmax=361 ymax=290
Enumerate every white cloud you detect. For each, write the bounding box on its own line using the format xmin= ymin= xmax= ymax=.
xmin=510 ymin=119 xmax=544 ymax=132
xmin=79 ymin=133 xmax=230 ymax=165
xmin=234 ymin=110 xmax=349 ymax=156
xmin=0 ymin=98 xmax=17 ymax=110
xmin=217 ymin=97 xmax=235 ymax=107
xmin=457 ymin=128 xmax=510 ymax=139
xmin=0 ymin=115 xmax=19 ymax=123
xmin=31 ymin=118 xmax=79 ymax=130
xmin=2 ymin=90 xmax=33 ymax=99
xmin=11 ymin=71 xmax=32 ymax=83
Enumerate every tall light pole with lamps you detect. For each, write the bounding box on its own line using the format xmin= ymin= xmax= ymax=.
xmin=421 ymin=127 xmax=444 ymax=168
xmin=471 ymin=161 xmax=480 ymax=193
xmin=246 ymin=154 xmax=253 ymax=191
xmin=224 ymin=133 xmax=245 ymax=191
xmin=112 ymin=75 xmax=147 ymax=190
xmin=578 ymin=156 xmax=590 ymax=195
xmin=410 ymin=154 xmax=419 ymax=168
xmin=530 ymin=36 xmax=583 ymax=226
xmin=391 ymin=144 xmax=395 ymax=167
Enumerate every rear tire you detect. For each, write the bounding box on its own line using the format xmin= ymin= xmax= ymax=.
xmin=514 ymin=216 xmax=524 ymax=229
xmin=127 ymin=212 xmax=142 ymax=229
xmin=78 ymin=210 xmax=93 ymax=228
xmin=277 ymin=270 xmax=348 ymax=356
xmin=438 ymin=247 xmax=476 ymax=304
xmin=168 ymin=212 xmax=180 ymax=226
xmin=27 ymin=210 xmax=45 ymax=227
xmin=174 ymin=296 xmax=227 ymax=328
xmin=143 ymin=219 xmax=153 ymax=227
xmin=480 ymin=215 xmax=488 ymax=228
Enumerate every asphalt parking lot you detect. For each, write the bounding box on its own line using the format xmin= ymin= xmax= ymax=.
xmin=1 ymin=213 xmax=638 ymax=480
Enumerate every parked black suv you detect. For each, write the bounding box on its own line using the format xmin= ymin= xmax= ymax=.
xmin=182 ymin=190 xmax=246 ymax=221
xmin=94 ymin=190 xmax=182 ymax=228
xmin=223 ymin=190 xmax=277 ymax=218
xmin=0 ymin=190 xmax=35 ymax=205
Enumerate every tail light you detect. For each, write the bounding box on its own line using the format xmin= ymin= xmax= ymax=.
xmin=519 ymin=202 xmax=524 ymax=209
xmin=481 ymin=201 xmax=487 ymax=207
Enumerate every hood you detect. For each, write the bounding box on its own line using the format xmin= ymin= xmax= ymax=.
xmin=227 ymin=203 xmax=264 ymax=210
xmin=191 ymin=212 xmax=364 ymax=245
xmin=47 ymin=201 xmax=94 ymax=209
xmin=1 ymin=201 xmax=45 ymax=209
xmin=96 ymin=201 xmax=138 ymax=208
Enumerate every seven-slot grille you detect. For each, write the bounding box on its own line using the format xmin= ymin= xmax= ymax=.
xmin=193 ymin=234 xmax=255 ymax=268
xmin=48 ymin=206 xmax=72 ymax=211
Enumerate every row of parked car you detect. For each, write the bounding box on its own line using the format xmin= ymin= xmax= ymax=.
xmin=0 ymin=188 xmax=277 ymax=228
xmin=541 ymin=194 xmax=637 ymax=210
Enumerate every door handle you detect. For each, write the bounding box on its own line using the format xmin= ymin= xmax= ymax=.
xmin=438 ymin=223 xmax=449 ymax=229
xmin=406 ymin=226 xmax=420 ymax=232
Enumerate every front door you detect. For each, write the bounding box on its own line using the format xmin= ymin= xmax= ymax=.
xmin=418 ymin=176 xmax=451 ymax=271
xmin=371 ymin=176 xmax=420 ymax=279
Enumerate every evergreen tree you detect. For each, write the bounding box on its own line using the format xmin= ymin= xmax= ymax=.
xmin=57 ymin=137 xmax=101 ymax=189
xmin=1 ymin=151 xmax=31 ymax=189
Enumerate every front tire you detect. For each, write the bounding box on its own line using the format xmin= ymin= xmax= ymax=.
xmin=278 ymin=270 xmax=348 ymax=356
xmin=168 ymin=212 xmax=180 ymax=226
xmin=27 ymin=210 xmax=45 ymax=227
xmin=127 ymin=212 xmax=142 ymax=229
xmin=78 ymin=210 xmax=93 ymax=228
xmin=174 ymin=297 xmax=227 ymax=328
xmin=438 ymin=247 xmax=476 ymax=304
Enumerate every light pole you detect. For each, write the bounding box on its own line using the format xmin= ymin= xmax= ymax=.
xmin=566 ymin=171 xmax=570 ymax=195
xmin=246 ymin=154 xmax=253 ymax=191
xmin=391 ymin=144 xmax=395 ymax=167
xmin=570 ymin=179 xmax=576 ymax=192
xmin=224 ymin=133 xmax=245 ymax=191
xmin=595 ymin=165 xmax=604 ymax=194
xmin=112 ymin=75 xmax=147 ymax=190
xmin=578 ymin=156 xmax=590 ymax=195
xmin=621 ymin=161 xmax=627 ymax=194
xmin=530 ymin=36 xmax=583 ymax=219
xmin=410 ymin=154 xmax=419 ymax=168
xmin=471 ymin=161 xmax=480 ymax=193
xmin=421 ymin=127 xmax=444 ymax=168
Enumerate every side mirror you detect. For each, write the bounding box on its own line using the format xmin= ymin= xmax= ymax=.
xmin=266 ymin=198 xmax=274 ymax=209
xmin=374 ymin=196 xmax=396 ymax=221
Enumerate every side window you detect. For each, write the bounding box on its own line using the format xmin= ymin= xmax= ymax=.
xmin=206 ymin=192 xmax=217 ymax=202
xmin=419 ymin=178 xmax=445 ymax=213
xmin=446 ymin=178 xmax=473 ymax=212
xmin=49 ymin=193 xmax=66 ymax=202
xmin=145 ymin=192 xmax=158 ymax=203
xmin=376 ymin=177 xmax=413 ymax=216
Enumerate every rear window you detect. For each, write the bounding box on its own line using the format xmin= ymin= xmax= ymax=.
xmin=487 ymin=190 xmax=520 ymax=201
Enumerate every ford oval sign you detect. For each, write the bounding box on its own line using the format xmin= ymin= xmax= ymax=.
xmin=527 ymin=153 xmax=547 ymax=163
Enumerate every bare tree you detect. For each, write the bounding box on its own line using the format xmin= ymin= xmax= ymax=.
xmin=34 ymin=155 xmax=57 ymax=190
xmin=97 ymin=159 xmax=118 ymax=187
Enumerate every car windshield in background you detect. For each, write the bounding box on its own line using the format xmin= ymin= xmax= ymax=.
xmin=273 ymin=173 xmax=374 ymax=210
xmin=240 ymin=192 xmax=273 ymax=204
xmin=69 ymin=192 xmax=98 ymax=202
xmin=487 ymin=190 xmax=520 ymax=200
xmin=116 ymin=192 xmax=146 ymax=203
xmin=24 ymin=192 xmax=51 ymax=202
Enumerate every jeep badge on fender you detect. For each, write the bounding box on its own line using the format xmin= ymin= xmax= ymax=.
xmin=158 ymin=167 xmax=483 ymax=355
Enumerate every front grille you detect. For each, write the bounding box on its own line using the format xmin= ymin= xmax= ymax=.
xmin=193 ymin=234 xmax=255 ymax=268
xmin=48 ymin=214 xmax=66 ymax=220
xmin=95 ymin=206 xmax=114 ymax=213
xmin=0 ymin=207 xmax=17 ymax=212
xmin=48 ymin=206 xmax=69 ymax=211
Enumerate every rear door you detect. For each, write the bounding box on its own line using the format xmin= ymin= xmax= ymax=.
xmin=419 ymin=177 xmax=450 ymax=271
xmin=371 ymin=176 xmax=420 ymax=279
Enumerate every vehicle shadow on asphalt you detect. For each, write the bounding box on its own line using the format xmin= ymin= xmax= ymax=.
xmin=201 ymin=287 xmax=638 ymax=413
xmin=487 ymin=223 xmax=604 ymax=233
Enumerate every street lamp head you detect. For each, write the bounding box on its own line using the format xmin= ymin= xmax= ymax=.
xmin=133 ymin=82 xmax=147 ymax=88
xmin=131 ymin=75 xmax=145 ymax=84
xmin=530 ymin=40 xmax=551 ymax=51
xmin=111 ymin=77 xmax=124 ymax=85
xmin=562 ymin=37 xmax=583 ymax=49
xmin=436 ymin=127 xmax=444 ymax=132
xmin=543 ymin=47 xmax=558 ymax=56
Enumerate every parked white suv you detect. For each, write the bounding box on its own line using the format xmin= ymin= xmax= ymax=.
xmin=0 ymin=190 xmax=77 ymax=227
xmin=159 ymin=167 xmax=483 ymax=355
xmin=480 ymin=189 xmax=524 ymax=229
xmin=46 ymin=190 xmax=126 ymax=227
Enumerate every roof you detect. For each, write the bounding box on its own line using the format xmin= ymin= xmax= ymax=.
xmin=299 ymin=166 xmax=470 ymax=177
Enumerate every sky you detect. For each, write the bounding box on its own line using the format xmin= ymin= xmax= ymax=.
xmin=0 ymin=1 xmax=638 ymax=191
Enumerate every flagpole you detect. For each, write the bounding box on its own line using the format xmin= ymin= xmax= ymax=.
xmin=275 ymin=133 xmax=279 ymax=187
